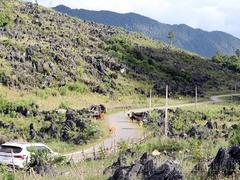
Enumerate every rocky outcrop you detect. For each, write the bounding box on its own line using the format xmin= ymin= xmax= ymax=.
xmin=208 ymin=146 xmax=240 ymax=177
xmin=107 ymin=152 xmax=184 ymax=180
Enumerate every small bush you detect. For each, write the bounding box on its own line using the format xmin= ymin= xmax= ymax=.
xmin=117 ymin=141 xmax=129 ymax=153
xmin=59 ymin=101 xmax=70 ymax=109
xmin=59 ymin=86 xmax=68 ymax=96
xmin=142 ymin=137 xmax=192 ymax=153
xmin=229 ymin=125 xmax=240 ymax=145
xmin=52 ymin=155 xmax=67 ymax=165
xmin=0 ymin=164 xmax=14 ymax=180
xmin=77 ymin=66 xmax=84 ymax=77
xmin=0 ymin=13 xmax=11 ymax=27
xmin=67 ymin=82 xmax=88 ymax=93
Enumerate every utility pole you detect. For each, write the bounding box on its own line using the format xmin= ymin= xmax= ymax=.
xmin=149 ymin=89 xmax=152 ymax=112
xmin=235 ymin=83 xmax=237 ymax=94
xmin=164 ymin=85 xmax=168 ymax=137
xmin=195 ymin=86 xmax=198 ymax=108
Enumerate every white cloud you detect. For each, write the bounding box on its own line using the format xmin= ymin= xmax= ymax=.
xmin=34 ymin=0 xmax=240 ymax=38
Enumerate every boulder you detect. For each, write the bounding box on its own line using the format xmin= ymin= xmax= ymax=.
xmin=208 ymin=146 xmax=240 ymax=177
xmin=65 ymin=119 xmax=75 ymax=130
xmin=76 ymin=119 xmax=86 ymax=130
xmin=126 ymin=163 xmax=143 ymax=179
xmin=205 ymin=121 xmax=213 ymax=129
xmin=213 ymin=121 xmax=218 ymax=129
xmin=124 ymin=148 xmax=136 ymax=157
xmin=73 ymin=133 xmax=85 ymax=145
xmin=29 ymin=123 xmax=37 ymax=139
xmin=60 ymin=127 xmax=71 ymax=141
xmin=49 ymin=123 xmax=58 ymax=138
xmin=187 ymin=127 xmax=198 ymax=137
xmin=191 ymin=159 xmax=210 ymax=176
xmin=0 ymin=135 xmax=8 ymax=145
xmin=109 ymin=166 xmax=130 ymax=180
xmin=222 ymin=124 xmax=228 ymax=130
xmin=147 ymin=160 xmax=184 ymax=180
xmin=231 ymin=124 xmax=238 ymax=130
xmin=108 ymin=152 xmax=159 ymax=179
xmin=178 ymin=131 xmax=187 ymax=138
xmin=103 ymin=155 xmax=127 ymax=175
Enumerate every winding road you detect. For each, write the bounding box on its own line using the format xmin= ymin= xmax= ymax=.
xmin=65 ymin=94 xmax=239 ymax=162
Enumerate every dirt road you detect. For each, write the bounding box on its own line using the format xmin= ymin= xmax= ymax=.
xmin=65 ymin=110 xmax=142 ymax=161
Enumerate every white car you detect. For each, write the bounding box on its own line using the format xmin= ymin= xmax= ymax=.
xmin=0 ymin=142 xmax=58 ymax=168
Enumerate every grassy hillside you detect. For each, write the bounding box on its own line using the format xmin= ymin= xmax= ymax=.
xmin=0 ymin=0 xmax=239 ymax=98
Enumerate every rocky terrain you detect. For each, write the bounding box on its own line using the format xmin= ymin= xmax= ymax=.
xmin=129 ymin=107 xmax=239 ymax=140
xmin=0 ymin=0 xmax=239 ymax=96
xmin=105 ymin=152 xmax=183 ymax=180
xmin=104 ymin=145 xmax=240 ymax=180
xmin=0 ymin=95 xmax=105 ymax=145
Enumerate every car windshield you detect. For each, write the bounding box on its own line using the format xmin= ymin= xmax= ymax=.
xmin=0 ymin=145 xmax=22 ymax=153
xmin=27 ymin=146 xmax=51 ymax=153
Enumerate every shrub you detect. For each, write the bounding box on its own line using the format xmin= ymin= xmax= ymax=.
xmin=77 ymin=66 xmax=84 ymax=77
xmin=67 ymin=81 xmax=88 ymax=93
xmin=0 ymin=13 xmax=11 ymax=27
xmin=52 ymin=155 xmax=67 ymax=166
xmin=59 ymin=101 xmax=70 ymax=109
xmin=229 ymin=124 xmax=240 ymax=145
xmin=142 ymin=137 xmax=193 ymax=153
xmin=0 ymin=164 xmax=14 ymax=180
xmin=59 ymin=86 xmax=68 ymax=96
xmin=117 ymin=141 xmax=129 ymax=153
xmin=0 ymin=96 xmax=38 ymax=116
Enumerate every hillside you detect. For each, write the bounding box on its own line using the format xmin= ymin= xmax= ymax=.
xmin=54 ymin=5 xmax=240 ymax=57
xmin=0 ymin=0 xmax=239 ymax=97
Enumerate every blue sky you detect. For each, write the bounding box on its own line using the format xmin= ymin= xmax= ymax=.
xmin=30 ymin=0 xmax=240 ymax=38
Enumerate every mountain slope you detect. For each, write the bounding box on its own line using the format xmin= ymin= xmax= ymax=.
xmin=54 ymin=5 xmax=240 ymax=57
xmin=0 ymin=1 xmax=239 ymax=97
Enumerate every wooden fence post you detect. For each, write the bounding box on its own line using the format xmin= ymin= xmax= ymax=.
xmin=113 ymin=138 xmax=116 ymax=153
xmin=165 ymin=85 xmax=169 ymax=137
xmin=82 ymin=149 xmax=85 ymax=160
xmin=93 ymin=146 xmax=96 ymax=160
xmin=195 ymin=86 xmax=198 ymax=108
xmin=11 ymin=149 xmax=15 ymax=175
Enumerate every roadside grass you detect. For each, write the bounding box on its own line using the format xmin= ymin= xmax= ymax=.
xmin=181 ymin=101 xmax=240 ymax=127
xmin=135 ymin=136 xmax=228 ymax=177
xmin=0 ymin=156 xmax=116 ymax=180
xmin=0 ymin=85 xmax=196 ymax=111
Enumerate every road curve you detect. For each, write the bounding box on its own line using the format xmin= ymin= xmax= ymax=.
xmin=65 ymin=94 xmax=239 ymax=161
xmin=65 ymin=110 xmax=143 ymax=161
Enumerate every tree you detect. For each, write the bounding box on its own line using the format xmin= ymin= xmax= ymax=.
xmin=167 ymin=31 xmax=176 ymax=47
xmin=236 ymin=49 xmax=240 ymax=58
